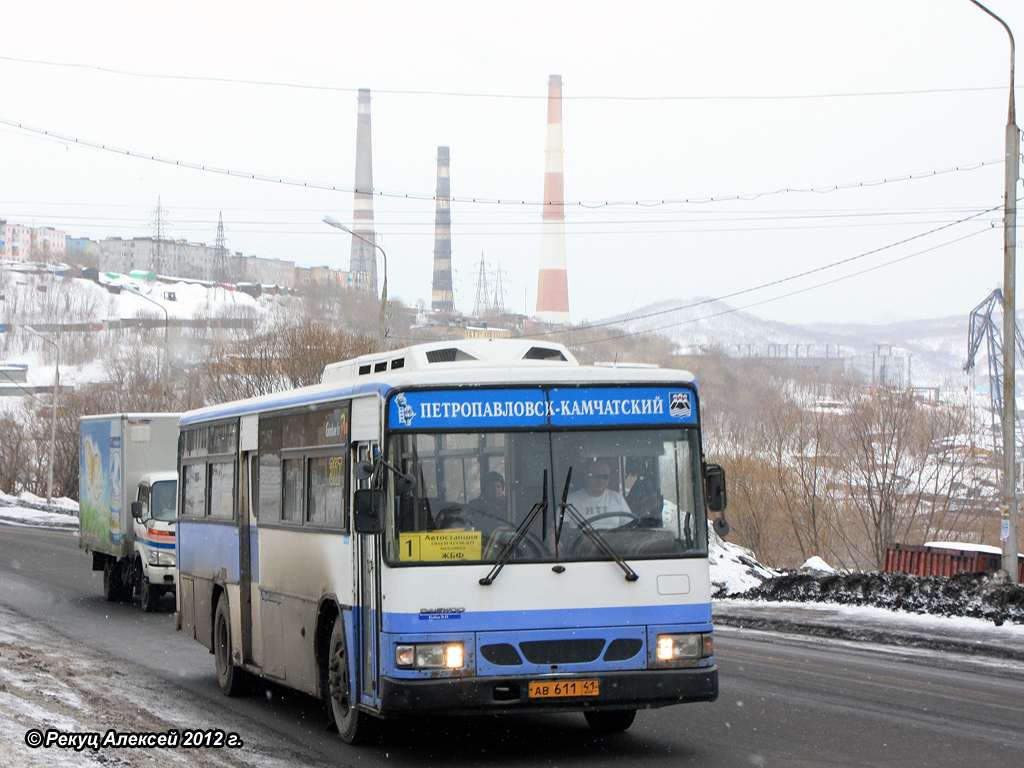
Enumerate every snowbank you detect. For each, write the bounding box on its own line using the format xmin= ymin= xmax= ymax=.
xmin=0 ymin=492 xmax=78 ymax=529
xmin=709 ymin=525 xmax=778 ymax=596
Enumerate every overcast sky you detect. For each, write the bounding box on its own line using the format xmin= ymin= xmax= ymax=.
xmin=2 ymin=0 xmax=1022 ymax=327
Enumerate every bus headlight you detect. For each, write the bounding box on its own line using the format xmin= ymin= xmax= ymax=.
xmin=395 ymin=642 xmax=464 ymax=669
xmin=656 ymin=632 xmax=713 ymax=662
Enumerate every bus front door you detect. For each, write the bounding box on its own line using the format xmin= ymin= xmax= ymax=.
xmin=354 ymin=442 xmax=381 ymax=709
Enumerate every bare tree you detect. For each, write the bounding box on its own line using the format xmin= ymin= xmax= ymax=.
xmin=762 ymin=391 xmax=844 ymax=566
xmin=831 ymin=386 xmax=991 ymax=570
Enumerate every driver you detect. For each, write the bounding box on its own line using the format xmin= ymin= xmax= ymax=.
xmin=566 ymin=459 xmax=633 ymax=528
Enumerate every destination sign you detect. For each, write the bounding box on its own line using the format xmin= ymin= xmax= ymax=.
xmin=387 ymin=386 xmax=697 ymax=430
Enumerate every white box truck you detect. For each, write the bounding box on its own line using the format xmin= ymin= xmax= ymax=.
xmin=79 ymin=413 xmax=181 ymax=611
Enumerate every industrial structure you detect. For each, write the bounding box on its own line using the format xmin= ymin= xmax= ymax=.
xmin=431 ymin=146 xmax=454 ymax=311
xmin=349 ymin=88 xmax=378 ymax=296
xmin=535 ymin=74 xmax=570 ymax=325
xmin=965 ymin=288 xmax=1024 ymax=461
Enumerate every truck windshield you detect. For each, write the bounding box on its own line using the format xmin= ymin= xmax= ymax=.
xmin=385 ymin=428 xmax=707 ymax=565
xmin=150 ymin=480 xmax=177 ymax=522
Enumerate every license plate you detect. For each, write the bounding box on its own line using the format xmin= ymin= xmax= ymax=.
xmin=528 ymin=679 xmax=600 ymax=698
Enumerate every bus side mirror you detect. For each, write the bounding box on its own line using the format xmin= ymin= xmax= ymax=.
xmin=704 ymin=463 xmax=727 ymax=512
xmin=131 ymin=501 xmax=144 ymax=520
xmin=353 ymin=489 xmax=384 ymax=535
xmin=705 ymin=463 xmax=729 ymax=538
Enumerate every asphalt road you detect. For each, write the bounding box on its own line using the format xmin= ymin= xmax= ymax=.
xmin=2 ymin=522 xmax=1022 ymax=767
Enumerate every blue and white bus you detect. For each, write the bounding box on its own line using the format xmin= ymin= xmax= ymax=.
xmin=175 ymin=339 xmax=726 ymax=743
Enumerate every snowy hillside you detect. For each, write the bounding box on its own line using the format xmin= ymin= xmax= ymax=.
xmin=605 ymin=297 xmax=972 ymax=387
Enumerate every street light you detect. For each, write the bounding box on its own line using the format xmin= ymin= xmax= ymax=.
xmin=124 ymin=284 xmax=170 ymax=410
xmin=970 ymin=0 xmax=1019 ymax=584
xmin=323 ymin=215 xmax=389 ymax=352
xmin=24 ymin=326 xmax=60 ymax=504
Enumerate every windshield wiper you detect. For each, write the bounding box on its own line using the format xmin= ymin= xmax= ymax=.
xmin=556 ymin=468 xmax=639 ymax=582
xmin=479 ymin=471 xmax=548 ymax=586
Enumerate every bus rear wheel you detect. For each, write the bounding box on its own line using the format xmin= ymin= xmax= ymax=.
xmin=214 ymin=594 xmax=248 ymax=696
xmin=584 ymin=709 xmax=637 ymax=733
xmin=326 ymin=618 xmax=378 ymax=744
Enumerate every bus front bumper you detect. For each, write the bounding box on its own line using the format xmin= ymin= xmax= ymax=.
xmin=378 ymin=666 xmax=717 ymax=714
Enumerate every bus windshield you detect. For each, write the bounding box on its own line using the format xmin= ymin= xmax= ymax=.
xmin=386 ymin=428 xmax=707 ymax=565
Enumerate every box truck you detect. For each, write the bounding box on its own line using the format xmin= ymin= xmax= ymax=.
xmin=79 ymin=413 xmax=180 ymax=611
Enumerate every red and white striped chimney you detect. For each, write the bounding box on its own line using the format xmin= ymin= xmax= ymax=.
xmin=535 ymin=74 xmax=570 ymax=325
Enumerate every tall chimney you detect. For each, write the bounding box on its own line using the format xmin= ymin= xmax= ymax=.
xmin=350 ymin=88 xmax=378 ymax=295
xmin=431 ymin=146 xmax=454 ymax=312
xmin=535 ymin=74 xmax=570 ymax=325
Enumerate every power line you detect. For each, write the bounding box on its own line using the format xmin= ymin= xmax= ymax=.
xmin=0 ymin=54 xmax=1007 ymax=101
xmin=557 ymin=227 xmax=993 ymax=347
xmin=528 ymin=205 xmax=1001 ymax=339
xmin=0 ymin=115 xmax=1002 ymax=209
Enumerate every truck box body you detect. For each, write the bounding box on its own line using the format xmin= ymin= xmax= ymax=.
xmin=80 ymin=413 xmax=181 ymax=609
xmin=79 ymin=414 xmax=181 ymax=557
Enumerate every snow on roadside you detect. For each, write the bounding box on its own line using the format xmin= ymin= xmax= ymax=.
xmin=709 ymin=525 xmax=778 ymax=596
xmin=0 ymin=493 xmax=77 ymax=530
xmin=800 ymin=556 xmax=836 ymax=573
xmin=0 ymin=604 xmax=328 ymax=768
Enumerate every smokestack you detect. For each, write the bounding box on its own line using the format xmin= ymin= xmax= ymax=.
xmin=350 ymin=88 xmax=378 ymax=295
xmin=431 ymin=146 xmax=454 ymax=312
xmin=535 ymin=74 xmax=570 ymax=325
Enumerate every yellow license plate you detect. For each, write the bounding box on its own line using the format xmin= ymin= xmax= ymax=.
xmin=528 ymin=679 xmax=600 ymax=698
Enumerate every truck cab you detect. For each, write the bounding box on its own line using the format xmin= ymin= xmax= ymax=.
xmin=130 ymin=471 xmax=178 ymax=611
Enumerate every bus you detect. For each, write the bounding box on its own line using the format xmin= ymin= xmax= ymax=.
xmin=174 ymin=339 xmax=726 ymax=743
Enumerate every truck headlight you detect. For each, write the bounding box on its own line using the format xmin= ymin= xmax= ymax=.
xmin=147 ymin=551 xmax=176 ymax=567
xmin=395 ymin=642 xmax=464 ymax=669
xmin=656 ymin=632 xmax=712 ymax=662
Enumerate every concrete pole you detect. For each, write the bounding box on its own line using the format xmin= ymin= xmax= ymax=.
xmin=25 ymin=327 xmax=59 ymax=504
xmin=971 ymin=1 xmax=1019 ymax=582
xmin=325 ymin=216 xmax=388 ymax=351
xmin=127 ymin=285 xmax=169 ymax=410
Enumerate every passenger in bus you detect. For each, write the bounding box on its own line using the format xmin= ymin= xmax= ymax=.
xmin=566 ymin=459 xmax=634 ymax=528
xmin=433 ymin=472 xmax=508 ymax=531
xmin=468 ymin=471 xmax=507 ymax=518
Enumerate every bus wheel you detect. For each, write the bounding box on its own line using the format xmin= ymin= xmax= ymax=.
xmin=326 ymin=618 xmax=377 ymax=744
xmin=214 ymin=594 xmax=248 ymax=696
xmin=102 ymin=559 xmax=121 ymax=602
xmin=584 ymin=709 xmax=637 ymax=733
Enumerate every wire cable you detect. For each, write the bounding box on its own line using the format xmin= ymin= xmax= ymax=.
xmin=525 ymin=205 xmax=1001 ymax=338
xmin=553 ymin=227 xmax=992 ymax=347
xmin=0 ymin=54 xmax=1007 ymax=101
xmin=0 ymin=115 xmax=1002 ymax=209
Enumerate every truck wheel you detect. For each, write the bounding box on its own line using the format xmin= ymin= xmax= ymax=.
xmin=584 ymin=709 xmax=637 ymax=733
xmin=325 ymin=617 xmax=378 ymax=744
xmin=102 ymin=559 xmax=121 ymax=602
xmin=214 ymin=594 xmax=248 ymax=696
xmin=141 ymin=577 xmax=160 ymax=612
xmin=118 ymin=563 xmax=135 ymax=603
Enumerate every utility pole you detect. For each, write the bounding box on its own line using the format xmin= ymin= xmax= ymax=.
xmin=970 ymin=0 xmax=1020 ymax=583
xmin=215 ymin=212 xmax=228 ymax=283
xmin=151 ymin=197 xmax=167 ymax=275
xmin=25 ymin=327 xmax=59 ymax=503
xmin=473 ymin=253 xmax=491 ymax=318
